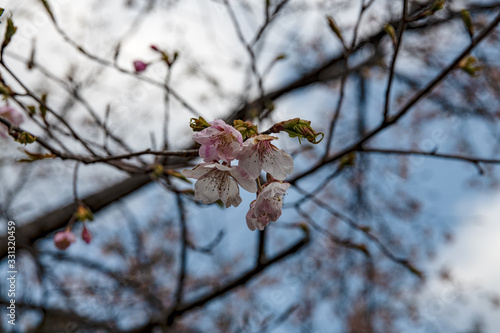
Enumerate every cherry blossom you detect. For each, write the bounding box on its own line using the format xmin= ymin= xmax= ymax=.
xmin=0 ymin=105 xmax=23 ymax=138
xmin=193 ymin=119 xmax=243 ymax=163
xmin=183 ymin=162 xmax=256 ymax=208
xmin=236 ymin=134 xmax=293 ymax=180
xmin=54 ymin=230 xmax=77 ymax=250
xmin=246 ymin=181 xmax=290 ymax=231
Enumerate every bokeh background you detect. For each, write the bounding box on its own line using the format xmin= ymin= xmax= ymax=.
xmin=1 ymin=0 xmax=500 ymax=332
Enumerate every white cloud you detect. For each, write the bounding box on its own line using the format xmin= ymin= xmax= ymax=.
xmin=420 ymin=194 xmax=500 ymax=332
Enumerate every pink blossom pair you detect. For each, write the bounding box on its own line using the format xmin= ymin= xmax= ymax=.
xmin=54 ymin=227 xmax=92 ymax=250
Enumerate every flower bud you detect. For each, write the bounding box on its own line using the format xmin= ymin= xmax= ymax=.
xmin=76 ymin=204 xmax=94 ymax=222
xmin=133 ymin=60 xmax=148 ymax=72
xmin=458 ymin=56 xmax=481 ymax=76
xmin=81 ymin=226 xmax=92 ymax=244
xmin=233 ymin=119 xmax=258 ymax=140
xmin=384 ymin=24 xmax=397 ymax=45
xmin=271 ymin=118 xmax=324 ymax=144
xmin=189 ymin=116 xmax=211 ymax=132
xmin=0 ymin=105 xmax=23 ymax=138
xmin=150 ymin=164 xmax=164 ymax=180
xmin=54 ymin=231 xmax=76 ymax=250
xmin=431 ymin=0 xmax=445 ymax=12
xmin=326 ymin=15 xmax=344 ymax=43
xmin=461 ymin=9 xmax=474 ymax=38
xmin=14 ymin=132 xmax=36 ymax=145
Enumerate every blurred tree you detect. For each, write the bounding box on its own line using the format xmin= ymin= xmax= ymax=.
xmin=1 ymin=0 xmax=500 ymax=332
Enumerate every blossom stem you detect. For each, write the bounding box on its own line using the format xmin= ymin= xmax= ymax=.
xmin=256 ymin=177 xmax=262 ymax=193
xmin=65 ymin=215 xmax=77 ymax=231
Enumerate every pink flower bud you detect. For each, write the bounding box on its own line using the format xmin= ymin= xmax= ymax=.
xmin=81 ymin=226 xmax=92 ymax=244
xmin=133 ymin=60 xmax=148 ymax=72
xmin=0 ymin=105 xmax=23 ymax=138
xmin=54 ymin=231 xmax=76 ymax=250
xmin=150 ymin=45 xmax=159 ymax=51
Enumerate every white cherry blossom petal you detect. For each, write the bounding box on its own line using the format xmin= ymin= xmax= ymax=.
xmin=219 ymin=178 xmax=242 ymax=208
xmin=237 ymin=144 xmax=261 ymax=179
xmin=261 ymin=148 xmax=294 ymax=181
xmin=183 ymin=165 xmax=207 ymax=179
xmin=213 ymin=163 xmax=234 ymax=172
xmin=182 ymin=163 xmax=217 ymax=179
xmin=194 ymin=172 xmax=224 ymax=204
xmin=230 ymin=166 xmax=257 ymax=193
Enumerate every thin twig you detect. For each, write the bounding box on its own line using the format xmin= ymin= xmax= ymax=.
xmin=294 ymin=185 xmax=422 ymax=278
xmin=72 ymin=161 xmax=80 ymax=203
xmin=257 ymin=228 xmax=267 ymax=265
xmin=383 ymin=0 xmax=409 ymax=120
xmin=290 ymin=10 xmax=500 ymax=184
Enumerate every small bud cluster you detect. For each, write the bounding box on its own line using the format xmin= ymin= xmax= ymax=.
xmin=53 ymin=203 xmax=94 ymax=250
xmin=183 ymin=117 xmax=322 ymax=231
xmin=132 ymin=45 xmax=179 ymax=73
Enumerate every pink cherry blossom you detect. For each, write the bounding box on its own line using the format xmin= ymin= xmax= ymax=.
xmin=0 ymin=105 xmax=23 ymax=138
xmin=246 ymin=181 xmax=290 ymax=231
xmin=54 ymin=230 xmax=77 ymax=250
xmin=193 ymin=119 xmax=243 ymax=163
xmin=183 ymin=162 xmax=256 ymax=208
xmin=133 ymin=60 xmax=148 ymax=72
xmin=236 ymin=134 xmax=293 ymax=180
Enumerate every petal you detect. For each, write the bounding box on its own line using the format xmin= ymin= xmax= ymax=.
xmin=183 ymin=164 xmax=209 ymax=179
xmin=230 ymin=128 xmax=243 ymax=144
xmin=254 ymin=196 xmax=276 ymax=216
xmin=209 ymin=119 xmax=243 ymax=144
xmin=256 ymin=215 xmax=270 ymax=230
xmin=230 ymin=166 xmax=257 ymax=193
xmin=237 ymin=146 xmax=261 ymax=179
xmin=194 ymin=172 xmax=223 ymax=204
xmin=246 ymin=202 xmax=258 ymax=231
xmin=218 ymin=141 xmax=241 ymax=162
xmin=254 ymin=134 xmax=278 ymax=141
xmin=234 ymin=139 xmax=252 ymax=159
xmin=213 ymin=163 xmax=233 ymax=172
xmin=213 ymin=119 xmax=243 ymax=143
xmin=220 ymin=178 xmax=242 ymax=208
xmin=261 ymin=149 xmax=294 ymax=180
xmin=199 ymin=144 xmax=219 ymax=162
xmin=193 ymin=126 xmax=220 ymax=145
xmin=209 ymin=119 xmax=229 ymax=128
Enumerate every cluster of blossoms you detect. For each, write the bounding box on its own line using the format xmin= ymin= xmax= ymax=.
xmin=183 ymin=117 xmax=323 ymax=231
